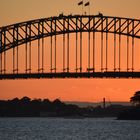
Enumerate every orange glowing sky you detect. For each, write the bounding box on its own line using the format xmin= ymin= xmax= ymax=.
xmin=0 ymin=0 xmax=140 ymax=102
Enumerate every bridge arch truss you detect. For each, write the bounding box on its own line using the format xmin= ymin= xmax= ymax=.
xmin=0 ymin=15 xmax=140 ymax=79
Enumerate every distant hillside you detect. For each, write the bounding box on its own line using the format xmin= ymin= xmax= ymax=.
xmin=65 ymin=101 xmax=131 ymax=107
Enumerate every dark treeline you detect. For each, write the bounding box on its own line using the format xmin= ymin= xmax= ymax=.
xmin=0 ymin=96 xmax=131 ymax=117
xmin=0 ymin=97 xmax=82 ymax=117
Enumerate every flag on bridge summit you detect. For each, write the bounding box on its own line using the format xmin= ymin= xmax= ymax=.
xmin=85 ymin=2 xmax=90 ymax=6
xmin=78 ymin=1 xmax=83 ymax=6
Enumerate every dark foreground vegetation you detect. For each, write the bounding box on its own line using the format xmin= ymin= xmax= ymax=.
xmin=117 ymin=91 xmax=140 ymax=120
xmin=117 ymin=106 xmax=140 ymax=120
xmin=0 ymin=96 xmax=131 ymax=118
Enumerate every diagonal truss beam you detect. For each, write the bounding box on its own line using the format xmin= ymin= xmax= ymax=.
xmin=0 ymin=15 xmax=140 ymax=53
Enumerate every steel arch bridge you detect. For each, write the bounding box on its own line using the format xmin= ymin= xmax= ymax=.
xmin=0 ymin=14 xmax=140 ymax=79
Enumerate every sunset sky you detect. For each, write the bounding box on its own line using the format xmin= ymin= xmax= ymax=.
xmin=0 ymin=0 xmax=140 ymax=102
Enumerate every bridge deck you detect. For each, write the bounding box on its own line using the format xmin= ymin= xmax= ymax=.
xmin=1 ymin=72 xmax=140 ymax=79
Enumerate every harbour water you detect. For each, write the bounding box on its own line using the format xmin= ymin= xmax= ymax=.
xmin=0 ymin=117 xmax=140 ymax=140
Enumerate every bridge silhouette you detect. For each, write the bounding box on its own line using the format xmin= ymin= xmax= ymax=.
xmin=0 ymin=14 xmax=140 ymax=79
